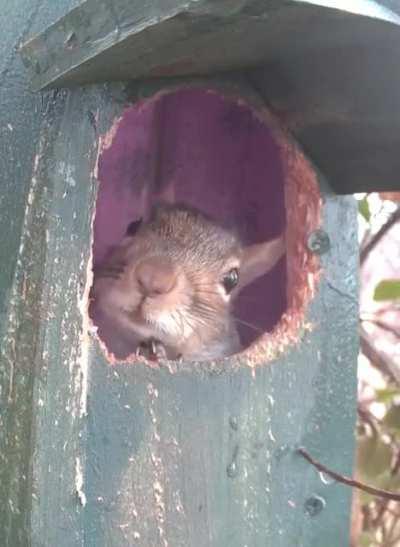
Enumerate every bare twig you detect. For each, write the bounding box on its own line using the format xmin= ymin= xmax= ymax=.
xmin=375 ymin=305 xmax=400 ymax=317
xmin=360 ymin=331 xmax=400 ymax=384
xmin=357 ymin=406 xmax=380 ymax=436
xmin=298 ymin=448 xmax=400 ymax=501
xmin=361 ymin=317 xmax=400 ymax=339
xmin=360 ymin=207 xmax=400 ymax=265
xmin=372 ymin=498 xmax=389 ymax=530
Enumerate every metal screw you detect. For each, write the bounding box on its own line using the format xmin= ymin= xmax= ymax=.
xmin=226 ymin=445 xmax=239 ymax=478
xmin=229 ymin=416 xmax=238 ymax=431
xmin=307 ymin=229 xmax=330 ymax=255
xmin=226 ymin=461 xmax=238 ymax=478
xmin=304 ymin=495 xmax=326 ymax=517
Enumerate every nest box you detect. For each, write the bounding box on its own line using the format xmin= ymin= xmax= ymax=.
xmin=1 ymin=0 xmax=398 ymax=545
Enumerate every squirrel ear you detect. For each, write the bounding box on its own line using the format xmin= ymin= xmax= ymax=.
xmin=238 ymin=234 xmax=286 ymax=291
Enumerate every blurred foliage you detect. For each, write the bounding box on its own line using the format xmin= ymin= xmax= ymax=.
xmin=374 ymin=280 xmax=400 ymax=302
xmin=353 ymin=193 xmax=400 ymax=547
xmin=359 ymin=198 xmax=372 ymax=223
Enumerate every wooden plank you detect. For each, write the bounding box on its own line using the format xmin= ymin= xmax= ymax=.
xmin=82 ymin=160 xmax=359 ymax=545
xmin=249 ymin=54 xmax=400 ymax=194
xmin=19 ymin=0 xmax=400 ymax=194
xmin=28 ymin=88 xmax=112 ymax=546
xmin=20 ymin=0 xmax=400 ymax=90
xmin=0 ymin=78 xmax=127 ymax=545
xmin=0 ymin=1 xmax=85 ymax=544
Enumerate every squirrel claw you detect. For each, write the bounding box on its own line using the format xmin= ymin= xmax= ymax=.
xmin=136 ymin=339 xmax=167 ymax=361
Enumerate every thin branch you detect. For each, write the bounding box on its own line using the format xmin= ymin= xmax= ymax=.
xmin=361 ymin=317 xmax=400 ymax=339
xmin=360 ymin=331 xmax=400 ymax=385
xmin=372 ymin=498 xmax=389 ymax=529
xmin=360 ymin=207 xmax=400 ymax=265
xmin=297 ymin=448 xmax=400 ymax=501
xmin=375 ymin=305 xmax=400 ymax=317
xmin=357 ymin=406 xmax=380 ymax=436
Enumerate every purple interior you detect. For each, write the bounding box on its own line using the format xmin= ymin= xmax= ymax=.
xmin=93 ymin=88 xmax=286 ymax=352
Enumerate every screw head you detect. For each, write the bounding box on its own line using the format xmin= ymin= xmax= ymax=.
xmin=229 ymin=416 xmax=239 ymax=431
xmin=304 ymin=495 xmax=326 ymax=517
xmin=226 ymin=461 xmax=238 ymax=478
xmin=307 ymin=229 xmax=330 ymax=255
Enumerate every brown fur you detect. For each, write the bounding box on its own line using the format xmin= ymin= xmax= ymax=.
xmin=92 ymin=203 xmax=285 ymax=361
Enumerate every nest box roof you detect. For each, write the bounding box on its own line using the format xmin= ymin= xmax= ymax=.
xmin=20 ymin=0 xmax=400 ymax=194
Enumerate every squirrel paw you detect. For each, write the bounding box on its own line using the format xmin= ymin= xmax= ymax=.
xmin=136 ymin=338 xmax=167 ymax=361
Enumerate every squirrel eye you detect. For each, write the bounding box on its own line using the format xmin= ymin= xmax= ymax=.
xmin=222 ymin=268 xmax=239 ymax=294
xmin=126 ymin=218 xmax=142 ymax=236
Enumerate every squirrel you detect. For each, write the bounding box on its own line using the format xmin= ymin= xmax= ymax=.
xmin=91 ymin=202 xmax=285 ymax=361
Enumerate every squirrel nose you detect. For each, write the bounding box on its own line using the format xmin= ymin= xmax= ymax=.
xmin=135 ymin=257 xmax=177 ymax=296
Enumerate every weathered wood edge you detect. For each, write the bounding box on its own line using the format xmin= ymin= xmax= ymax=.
xmin=19 ymin=0 xmax=400 ymax=92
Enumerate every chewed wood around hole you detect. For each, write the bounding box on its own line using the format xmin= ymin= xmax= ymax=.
xmin=89 ymin=86 xmax=321 ymax=366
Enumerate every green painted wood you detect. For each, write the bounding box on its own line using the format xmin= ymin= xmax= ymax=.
xmin=0 ymin=2 xmax=88 ymax=545
xmin=0 ymin=77 xmax=128 ymax=545
xmin=1 ymin=64 xmax=359 ymax=545
xmin=19 ymin=0 xmax=400 ymax=194
xmin=20 ymin=0 xmax=400 ymax=90
xmin=1 ymin=3 xmax=360 ymax=540
xmin=83 ymin=173 xmax=359 ymax=546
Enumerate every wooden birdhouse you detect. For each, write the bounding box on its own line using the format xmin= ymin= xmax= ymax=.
xmin=1 ymin=0 xmax=400 ymax=545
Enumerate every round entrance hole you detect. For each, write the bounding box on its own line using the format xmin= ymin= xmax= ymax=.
xmin=90 ymin=87 xmax=321 ymax=364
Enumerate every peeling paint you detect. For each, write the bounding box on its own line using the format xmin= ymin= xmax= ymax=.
xmin=76 ymin=251 xmax=92 ymax=418
xmin=3 ymin=148 xmax=43 ymax=402
xmin=75 ymin=457 xmax=87 ymax=507
xmin=75 ymin=201 xmax=97 ymax=418
xmin=147 ymin=383 xmax=168 ymax=547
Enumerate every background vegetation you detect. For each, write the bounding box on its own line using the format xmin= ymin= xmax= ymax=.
xmin=351 ymin=192 xmax=400 ymax=546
